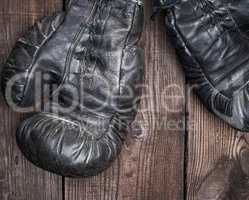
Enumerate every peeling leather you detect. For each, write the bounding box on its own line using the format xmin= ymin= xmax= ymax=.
xmin=157 ymin=0 xmax=249 ymax=131
xmin=1 ymin=0 xmax=144 ymax=177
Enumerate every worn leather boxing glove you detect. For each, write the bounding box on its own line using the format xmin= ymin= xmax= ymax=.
xmin=1 ymin=0 xmax=144 ymax=177
xmin=155 ymin=0 xmax=249 ymax=131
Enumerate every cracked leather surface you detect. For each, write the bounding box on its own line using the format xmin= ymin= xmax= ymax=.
xmin=1 ymin=0 xmax=144 ymax=177
xmin=156 ymin=0 xmax=249 ymax=131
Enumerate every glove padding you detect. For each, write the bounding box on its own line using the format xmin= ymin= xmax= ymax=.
xmin=2 ymin=0 xmax=144 ymax=177
xmin=157 ymin=0 xmax=249 ymax=131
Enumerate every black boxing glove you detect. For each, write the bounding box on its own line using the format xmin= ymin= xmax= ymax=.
xmin=155 ymin=0 xmax=249 ymax=131
xmin=1 ymin=0 xmax=144 ymax=177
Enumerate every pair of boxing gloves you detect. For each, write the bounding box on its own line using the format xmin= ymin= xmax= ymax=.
xmin=2 ymin=0 xmax=249 ymax=177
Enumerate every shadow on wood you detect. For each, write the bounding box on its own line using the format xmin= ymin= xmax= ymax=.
xmin=197 ymin=136 xmax=249 ymax=200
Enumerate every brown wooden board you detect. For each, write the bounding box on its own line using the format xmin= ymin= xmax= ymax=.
xmin=186 ymin=91 xmax=249 ymax=200
xmin=64 ymin=0 xmax=185 ymax=199
xmin=5 ymin=0 xmax=249 ymax=199
xmin=0 ymin=0 xmax=63 ymax=200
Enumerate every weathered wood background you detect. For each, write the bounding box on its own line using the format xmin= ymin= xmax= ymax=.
xmin=1 ymin=0 xmax=249 ymax=199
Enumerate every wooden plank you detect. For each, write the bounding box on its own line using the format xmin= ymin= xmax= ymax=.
xmin=64 ymin=0 xmax=185 ymax=199
xmin=0 ymin=0 xmax=63 ymax=200
xmin=186 ymin=91 xmax=249 ymax=199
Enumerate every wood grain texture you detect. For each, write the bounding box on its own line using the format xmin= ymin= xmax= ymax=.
xmin=0 ymin=0 xmax=63 ymax=200
xmin=5 ymin=0 xmax=249 ymax=199
xmin=64 ymin=0 xmax=185 ymax=200
xmin=186 ymin=91 xmax=249 ymax=200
